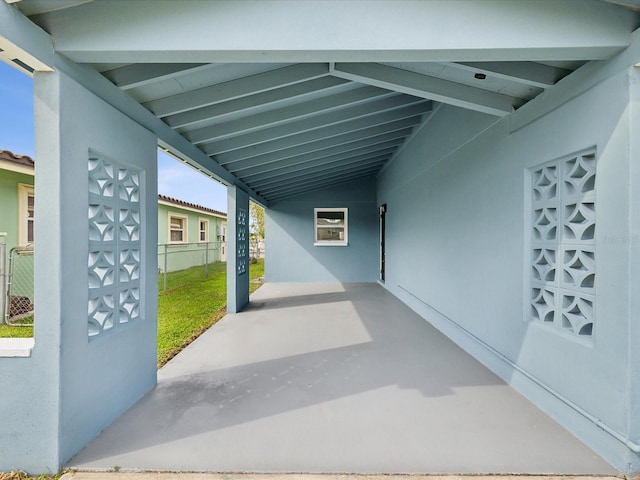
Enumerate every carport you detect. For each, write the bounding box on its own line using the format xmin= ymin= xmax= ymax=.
xmin=68 ymin=283 xmax=612 ymax=473
xmin=1 ymin=0 xmax=640 ymax=475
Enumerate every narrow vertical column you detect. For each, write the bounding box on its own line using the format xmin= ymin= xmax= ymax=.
xmin=626 ymin=66 xmax=640 ymax=473
xmin=36 ymin=69 xmax=158 ymax=467
xmin=227 ymin=185 xmax=250 ymax=313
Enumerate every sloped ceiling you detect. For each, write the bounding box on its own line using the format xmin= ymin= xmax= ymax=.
xmin=6 ymin=0 xmax=640 ymax=203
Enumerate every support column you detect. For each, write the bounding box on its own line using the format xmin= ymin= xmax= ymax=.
xmin=626 ymin=66 xmax=640 ymax=474
xmin=40 ymin=69 xmax=158 ymax=469
xmin=0 ymin=70 xmax=62 ymax=474
xmin=227 ymin=185 xmax=250 ymax=313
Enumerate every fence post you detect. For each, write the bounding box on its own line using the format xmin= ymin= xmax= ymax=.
xmin=163 ymin=243 xmax=168 ymax=291
xmin=0 ymin=238 xmax=6 ymax=325
xmin=205 ymin=242 xmax=209 ymax=277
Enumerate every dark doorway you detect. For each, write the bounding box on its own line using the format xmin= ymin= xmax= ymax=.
xmin=380 ymin=204 xmax=386 ymax=282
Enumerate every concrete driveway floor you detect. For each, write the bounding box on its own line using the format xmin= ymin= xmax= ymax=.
xmin=66 ymin=283 xmax=616 ymax=474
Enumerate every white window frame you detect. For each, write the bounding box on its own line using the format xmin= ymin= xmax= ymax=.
xmin=198 ymin=218 xmax=209 ymax=243
xmin=168 ymin=213 xmax=188 ymax=244
xmin=314 ymin=207 xmax=348 ymax=246
xmin=18 ymin=183 xmax=34 ymax=245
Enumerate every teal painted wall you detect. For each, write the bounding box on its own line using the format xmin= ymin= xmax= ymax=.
xmin=0 ymin=170 xmax=35 ymax=307
xmin=0 ymin=169 xmax=34 ymax=252
xmin=265 ymin=176 xmax=378 ymax=282
xmin=157 ymin=202 xmax=227 ymax=273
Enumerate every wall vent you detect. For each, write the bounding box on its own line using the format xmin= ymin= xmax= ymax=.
xmin=529 ymin=149 xmax=596 ymax=338
xmin=88 ymin=155 xmax=142 ymax=338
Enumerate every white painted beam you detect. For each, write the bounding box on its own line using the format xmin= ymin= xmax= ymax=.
xmin=332 ymin=62 xmax=518 ymax=116
xmin=226 ymin=129 xmax=412 ymax=173
xmin=205 ymin=102 xmax=429 ymax=155
xmin=29 ymin=0 xmax=636 ymax=63
xmin=11 ymin=0 xmax=94 ymax=16
xmin=258 ymin=164 xmax=384 ymax=196
xmin=165 ymin=76 xmax=349 ymax=129
xmin=145 ymin=63 xmax=330 ymax=117
xmin=201 ymin=98 xmax=428 ymax=157
xmin=444 ymin=62 xmax=572 ymax=89
xmin=236 ymin=141 xmax=403 ymax=178
xmin=511 ymin=27 xmax=640 ymax=131
xmin=258 ymin=159 xmax=386 ymax=190
xmin=266 ymin=170 xmax=380 ymax=201
xmin=250 ymin=155 xmax=390 ymax=190
xmin=0 ymin=35 xmax=52 ymax=74
xmin=102 ymin=63 xmax=209 ymax=90
xmin=217 ymin=116 xmax=423 ymax=164
xmin=229 ymin=135 xmax=404 ymax=174
xmin=186 ymin=85 xmax=393 ymax=145
xmin=263 ymin=165 xmax=383 ymax=196
xmin=243 ymin=148 xmax=398 ymax=184
xmin=231 ymin=137 xmax=404 ymax=177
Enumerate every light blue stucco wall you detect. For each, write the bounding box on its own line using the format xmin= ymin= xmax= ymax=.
xmin=628 ymin=67 xmax=640 ymax=472
xmin=265 ymin=176 xmax=378 ymax=283
xmin=0 ymin=69 xmax=159 ymax=472
xmin=377 ymin=70 xmax=639 ymax=472
xmin=54 ymin=70 xmax=158 ymax=467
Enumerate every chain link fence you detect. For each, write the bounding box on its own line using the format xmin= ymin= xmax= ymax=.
xmin=158 ymin=241 xmax=226 ymax=291
xmin=3 ymin=245 xmax=34 ymax=326
xmin=0 ymin=241 xmax=229 ymax=322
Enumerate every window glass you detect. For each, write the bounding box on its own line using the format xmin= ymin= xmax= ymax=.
xmin=18 ymin=184 xmax=35 ymax=245
xmin=169 ymin=215 xmax=185 ymax=243
xmin=315 ymin=208 xmax=348 ymax=246
xmin=27 ymin=193 xmax=34 ymax=243
xmin=199 ymin=219 xmax=208 ymax=242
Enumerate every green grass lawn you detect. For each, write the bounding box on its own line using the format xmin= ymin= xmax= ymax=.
xmin=0 ymin=471 xmax=63 ymax=480
xmin=157 ymin=258 xmax=264 ymax=367
xmin=0 ymin=316 xmax=33 ymax=338
xmin=0 ymin=259 xmax=265 ymax=369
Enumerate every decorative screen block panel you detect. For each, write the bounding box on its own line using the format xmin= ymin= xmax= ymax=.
xmin=529 ymin=150 xmax=596 ymax=338
xmin=88 ymin=156 xmax=142 ymax=338
xmin=237 ymin=207 xmax=248 ymax=275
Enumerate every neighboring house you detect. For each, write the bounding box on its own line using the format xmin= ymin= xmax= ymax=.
xmin=157 ymin=194 xmax=227 ymax=272
xmin=0 ymin=151 xmax=227 ymax=280
xmin=0 ymin=150 xmax=35 ymax=320
xmin=0 ymin=150 xmax=34 ymax=252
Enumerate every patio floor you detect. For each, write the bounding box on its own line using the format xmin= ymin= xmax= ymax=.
xmin=67 ymin=283 xmax=615 ymax=474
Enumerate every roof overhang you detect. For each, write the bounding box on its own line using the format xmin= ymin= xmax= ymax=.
xmin=3 ymin=0 xmax=640 ymax=204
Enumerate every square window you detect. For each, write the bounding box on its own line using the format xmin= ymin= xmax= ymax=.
xmin=18 ymin=184 xmax=34 ymax=245
xmin=199 ymin=219 xmax=209 ymax=243
xmin=169 ymin=214 xmax=187 ymax=244
xmin=314 ymin=208 xmax=348 ymax=246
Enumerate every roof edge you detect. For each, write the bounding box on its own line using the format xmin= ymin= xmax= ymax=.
xmin=158 ymin=194 xmax=227 ymax=218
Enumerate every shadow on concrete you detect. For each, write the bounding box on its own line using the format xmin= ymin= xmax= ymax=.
xmin=67 ymin=283 xmax=614 ymax=474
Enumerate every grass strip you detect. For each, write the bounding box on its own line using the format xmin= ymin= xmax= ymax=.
xmin=0 ymin=471 xmax=63 ymax=480
xmin=157 ymin=258 xmax=264 ymax=367
xmin=0 ymin=324 xmax=33 ymax=338
xmin=0 ymin=259 xmax=265 ymax=370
